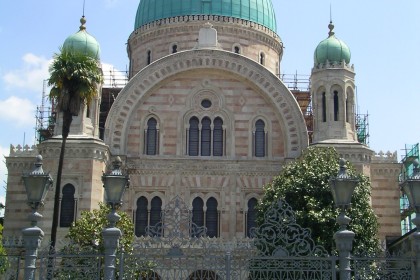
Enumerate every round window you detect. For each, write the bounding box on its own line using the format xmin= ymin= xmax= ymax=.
xmin=201 ymin=99 xmax=212 ymax=108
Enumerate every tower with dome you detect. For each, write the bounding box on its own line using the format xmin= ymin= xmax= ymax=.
xmin=4 ymin=0 xmax=401 ymax=246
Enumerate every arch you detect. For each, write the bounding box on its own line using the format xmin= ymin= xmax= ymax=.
xmin=192 ymin=197 xmax=204 ymax=237
xmin=201 ymin=117 xmax=211 ymax=156
xmin=246 ymin=197 xmax=258 ymax=237
xmin=259 ymin=51 xmax=266 ymax=65
xmin=145 ymin=117 xmax=158 ymax=155
xmin=254 ymin=119 xmax=266 ymax=157
xmin=346 ymin=86 xmax=355 ymax=125
xmin=150 ymin=196 xmax=162 ymax=236
xmin=60 ymin=184 xmax=76 ymax=228
xmin=333 ymin=90 xmax=339 ymax=121
xmin=171 ymin=43 xmax=178 ymax=54
xmin=188 ymin=117 xmax=200 ymax=156
xmin=322 ymin=92 xmax=327 ymax=122
xmin=232 ymin=43 xmax=242 ymax=54
xmin=146 ymin=49 xmax=152 ymax=65
xmin=206 ymin=197 xmax=218 ymax=238
xmin=105 ymin=49 xmax=308 ymax=158
xmin=135 ymin=196 xmax=148 ymax=237
xmin=213 ymin=117 xmax=223 ymax=156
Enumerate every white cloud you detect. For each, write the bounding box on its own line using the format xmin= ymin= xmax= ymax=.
xmin=0 ymin=96 xmax=35 ymax=126
xmin=0 ymin=145 xmax=9 ymax=206
xmin=2 ymin=53 xmax=50 ymax=93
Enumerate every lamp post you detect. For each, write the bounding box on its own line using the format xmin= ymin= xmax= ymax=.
xmin=329 ymin=158 xmax=358 ymax=280
xmin=21 ymin=155 xmax=53 ymax=280
xmin=101 ymin=156 xmax=129 ymax=280
xmin=400 ymin=159 xmax=420 ymax=279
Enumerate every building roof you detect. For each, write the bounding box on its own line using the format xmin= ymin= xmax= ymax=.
xmin=134 ymin=0 xmax=277 ymax=32
xmin=314 ymin=22 xmax=350 ymax=65
xmin=63 ymin=17 xmax=101 ymax=60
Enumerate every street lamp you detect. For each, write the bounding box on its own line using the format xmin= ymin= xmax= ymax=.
xmin=101 ymin=156 xmax=129 ymax=280
xmin=400 ymin=159 xmax=420 ymax=279
xmin=329 ymin=158 xmax=358 ymax=280
xmin=21 ymin=155 xmax=53 ymax=280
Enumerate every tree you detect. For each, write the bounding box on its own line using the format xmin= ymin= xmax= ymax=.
xmin=0 ymin=224 xmax=9 ymax=275
xmin=65 ymin=203 xmax=134 ymax=253
xmin=48 ymin=49 xmax=103 ymax=248
xmin=258 ymin=146 xmax=379 ymax=254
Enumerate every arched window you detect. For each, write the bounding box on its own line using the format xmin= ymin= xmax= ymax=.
xmin=334 ymin=91 xmax=339 ymax=121
xmin=60 ymin=184 xmax=76 ymax=228
xmin=322 ymin=92 xmax=327 ymax=122
xmin=213 ymin=117 xmax=223 ymax=156
xmin=150 ymin=197 xmax=162 ymax=237
xmin=345 ymin=97 xmax=349 ymax=123
xmin=189 ymin=117 xmax=200 ymax=156
xmin=188 ymin=116 xmax=225 ymax=157
xmin=254 ymin=119 xmax=266 ymax=157
xmin=234 ymin=46 xmax=240 ymax=54
xmin=147 ymin=50 xmax=152 ymax=65
xmin=201 ymin=117 xmax=211 ymax=156
xmin=172 ymin=44 xmax=178 ymax=53
xmin=206 ymin=197 xmax=218 ymax=238
xmin=259 ymin=52 xmax=265 ymax=65
xmin=135 ymin=196 xmax=148 ymax=237
xmin=145 ymin=118 xmax=158 ymax=155
xmin=246 ymin=198 xmax=258 ymax=237
xmin=192 ymin=197 xmax=204 ymax=237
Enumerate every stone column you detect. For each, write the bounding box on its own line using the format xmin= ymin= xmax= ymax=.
xmin=102 ymin=211 xmax=122 ymax=280
xmin=22 ymin=212 xmax=44 ymax=280
xmin=334 ymin=212 xmax=354 ymax=280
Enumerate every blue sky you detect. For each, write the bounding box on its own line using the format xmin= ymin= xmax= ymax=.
xmin=0 ymin=0 xmax=419 ymax=200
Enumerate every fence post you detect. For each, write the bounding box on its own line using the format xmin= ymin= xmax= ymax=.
xmin=225 ymin=250 xmax=231 ymax=280
xmin=334 ymin=212 xmax=354 ymax=280
xmin=22 ymin=226 xmax=44 ymax=280
xmin=102 ymin=227 xmax=121 ymax=280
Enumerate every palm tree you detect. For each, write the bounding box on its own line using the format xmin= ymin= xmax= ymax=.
xmin=48 ymin=49 xmax=103 ymax=249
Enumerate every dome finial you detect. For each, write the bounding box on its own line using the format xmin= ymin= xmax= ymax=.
xmin=80 ymin=16 xmax=87 ymax=31
xmin=328 ymin=21 xmax=335 ymax=37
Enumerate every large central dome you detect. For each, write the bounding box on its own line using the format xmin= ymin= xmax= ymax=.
xmin=134 ymin=0 xmax=277 ymax=32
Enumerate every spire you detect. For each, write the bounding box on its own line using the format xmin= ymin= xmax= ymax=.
xmin=328 ymin=4 xmax=335 ymax=37
xmin=80 ymin=0 xmax=87 ymax=31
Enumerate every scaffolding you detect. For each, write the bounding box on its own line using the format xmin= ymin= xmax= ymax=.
xmin=35 ymin=80 xmax=56 ymax=143
xmin=355 ymin=113 xmax=369 ymax=145
xmin=400 ymin=143 xmax=420 ymax=234
xmin=103 ymin=68 xmax=128 ymax=88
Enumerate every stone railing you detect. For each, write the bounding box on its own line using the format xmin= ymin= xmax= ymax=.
xmin=312 ymin=60 xmax=355 ymax=72
xmin=9 ymin=144 xmax=38 ymax=157
xmin=372 ymin=150 xmax=398 ymax=163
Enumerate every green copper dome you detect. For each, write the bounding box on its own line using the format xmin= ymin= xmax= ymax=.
xmin=63 ymin=17 xmax=101 ymax=60
xmin=134 ymin=0 xmax=277 ymax=32
xmin=314 ymin=22 xmax=350 ymax=65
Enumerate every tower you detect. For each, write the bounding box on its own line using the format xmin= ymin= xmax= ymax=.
xmin=3 ymin=16 xmax=109 ymax=242
xmin=311 ymin=22 xmax=356 ymax=144
xmin=54 ymin=16 xmax=102 ymax=139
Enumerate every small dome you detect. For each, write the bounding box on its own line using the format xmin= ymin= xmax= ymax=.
xmin=134 ymin=0 xmax=277 ymax=32
xmin=63 ymin=17 xmax=101 ymax=60
xmin=314 ymin=22 xmax=350 ymax=65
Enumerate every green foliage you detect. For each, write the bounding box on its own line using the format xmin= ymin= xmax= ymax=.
xmin=0 ymin=224 xmax=9 ymax=274
xmin=48 ymin=49 xmax=103 ymax=116
xmin=258 ymin=146 xmax=379 ymax=254
xmin=65 ymin=203 xmax=134 ymax=253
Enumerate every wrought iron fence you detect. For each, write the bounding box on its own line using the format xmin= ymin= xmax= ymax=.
xmin=1 ymin=196 xmax=414 ymax=279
